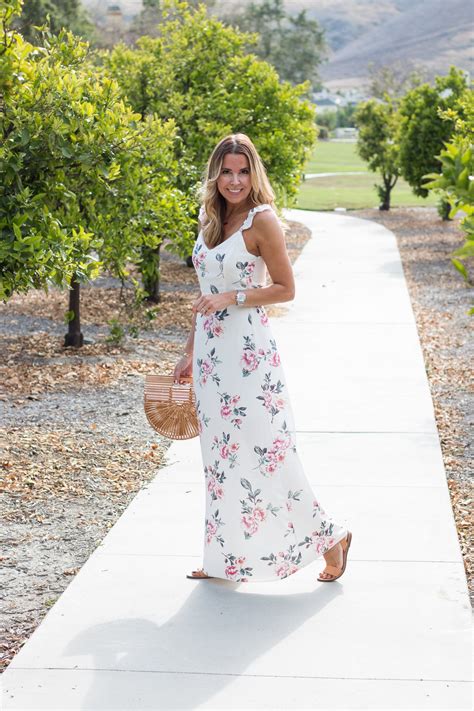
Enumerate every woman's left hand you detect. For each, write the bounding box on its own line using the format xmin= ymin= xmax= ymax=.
xmin=192 ymin=291 xmax=234 ymax=315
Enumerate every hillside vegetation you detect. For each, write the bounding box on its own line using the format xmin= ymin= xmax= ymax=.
xmin=217 ymin=0 xmax=473 ymax=89
xmin=81 ymin=1 xmax=472 ymax=90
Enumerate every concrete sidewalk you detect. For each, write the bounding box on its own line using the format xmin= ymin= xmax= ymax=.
xmin=2 ymin=210 xmax=472 ymax=710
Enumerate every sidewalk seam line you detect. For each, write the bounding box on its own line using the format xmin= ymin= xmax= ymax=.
xmin=6 ymin=667 xmax=473 ymax=683
xmin=94 ymin=553 xmax=463 ymax=563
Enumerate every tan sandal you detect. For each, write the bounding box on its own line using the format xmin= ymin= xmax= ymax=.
xmin=317 ymin=531 xmax=352 ymax=582
xmin=186 ymin=567 xmax=214 ymax=579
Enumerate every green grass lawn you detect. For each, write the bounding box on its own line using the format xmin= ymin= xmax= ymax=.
xmin=304 ymin=140 xmax=366 ymax=174
xmin=297 ymin=141 xmax=437 ymax=210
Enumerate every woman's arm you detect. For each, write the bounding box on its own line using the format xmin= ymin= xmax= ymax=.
xmin=173 ymin=309 xmax=196 ymax=383
xmin=173 ymin=212 xmax=200 ymax=382
xmin=184 ymin=309 xmax=197 ymax=354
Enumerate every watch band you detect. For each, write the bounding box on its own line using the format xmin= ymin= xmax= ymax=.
xmin=235 ymin=290 xmax=247 ymax=306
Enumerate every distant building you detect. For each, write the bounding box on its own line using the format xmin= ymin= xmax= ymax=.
xmin=313 ymin=87 xmax=370 ymax=109
xmin=334 ymin=127 xmax=359 ymax=139
xmin=99 ymin=4 xmax=124 ymax=45
xmin=314 ymin=98 xmax=339 ymax=113
xmin=106 ymin=4 xmax=123 ymax=32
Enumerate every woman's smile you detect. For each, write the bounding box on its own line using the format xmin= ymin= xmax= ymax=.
xmin=217 ymin=153 xmax=252 ymax=203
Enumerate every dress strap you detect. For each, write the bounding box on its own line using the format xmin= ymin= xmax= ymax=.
xmin=198 ymin=204 xmax=208 ymax=224
xmin=241 ymin=204 xmax=273 ymax=232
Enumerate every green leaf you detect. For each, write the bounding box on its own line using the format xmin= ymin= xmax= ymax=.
xmin=451 ymin=257 xmax=469 ymax=280
xmin=12 ymin=223 xmax=22 ymax=240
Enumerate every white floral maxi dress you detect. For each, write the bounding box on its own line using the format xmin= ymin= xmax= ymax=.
xmin=191 ymin=204 xmax=348 ymax=582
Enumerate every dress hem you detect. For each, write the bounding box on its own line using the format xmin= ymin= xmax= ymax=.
xmin=203 ymin=528 xmax=349 ymax=584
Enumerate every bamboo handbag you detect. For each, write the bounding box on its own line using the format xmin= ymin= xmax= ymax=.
xmin=144 ymin=374 xmax=199 ymax=440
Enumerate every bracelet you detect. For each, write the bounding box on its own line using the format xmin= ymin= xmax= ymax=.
xmin=181 ymin=350 xmax=193 ymax=357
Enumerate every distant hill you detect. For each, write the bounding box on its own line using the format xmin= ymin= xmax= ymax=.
xmin=268 ymin=0 xmax=473 ymax=89
xmin=307 ymin=0 xmax=473 ymax=90
xmin=81 ymin=1 xmax=473 ymax=90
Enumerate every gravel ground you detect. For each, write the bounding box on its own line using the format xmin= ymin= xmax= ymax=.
xmin=1 ymin=210 xmax=472 ymax=674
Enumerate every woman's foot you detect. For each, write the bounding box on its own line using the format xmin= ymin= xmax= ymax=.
xmin=317 ymin=531 xmax=352 ymax=582
xmin=186 ymin=567 xmax=213 ymax=579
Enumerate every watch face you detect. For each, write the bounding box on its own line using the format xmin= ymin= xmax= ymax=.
xmin=237 ymin=292 xmax=246 ymax=304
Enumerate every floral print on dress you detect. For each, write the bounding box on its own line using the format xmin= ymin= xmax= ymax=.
xmin=192 ymin=242 xmax=207 ymax=277
xmin=256 ymin=306 xmax=269 ymax=327
xmin=298 ymin=520 xmax=336 ymax=556
xmin=240 ymin=335 xmax=279 ymax=376
xmin=256 ymin=371 xmax=286 ymax=423
xmin=191 ymin=203 xmax=349 ymax=582
xmin=215 ymin=253 xmax=225 ymax=278
xmin=204 ymin=459 xmax=226 ymax=502
xmin=211 ymin=431 xmax=240 ymax=468
xmin=222 ymin=552 xmax=253 ymax=582
xmin=261 ymin=544 xmax=303 ymax=579
xmin=240 ymin=477 xmax=281 ymax=539
xmin=232 ymin=260 xmax=256 ymax=286
xmin=240 ymin=334 xmax=265 ymax=376
xmin=197 ymin=347 xmax=222 ymax=387
xmin=206 ymin=509 xmax=225 ymax=547
xmin=253 ymin=421 xmax=294 ymax=477
xmin=312 ymin=498 xmax=328 ymax=518
xmin=218 ymin=391 xmax=247 ymax=429
xmin=286 ymin=489 xmax=303 ymax=512
xmin=202 ymin=309 xmax=229 ymax=343
xmin=264 ymin=339 xmax=281 ymax=367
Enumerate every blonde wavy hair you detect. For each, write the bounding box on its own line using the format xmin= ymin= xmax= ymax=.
xmin=199 ymin=133 xmax=277 ymax=249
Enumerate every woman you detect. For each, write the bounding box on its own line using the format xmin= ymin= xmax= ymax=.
xmin=173 ymin=133 xmax=352 ymax=583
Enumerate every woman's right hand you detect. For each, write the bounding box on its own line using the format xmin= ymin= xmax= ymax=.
xmin=173 ymin=353 xmax=193 ymax=384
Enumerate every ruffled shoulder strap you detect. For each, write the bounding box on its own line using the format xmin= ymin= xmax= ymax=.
xmin=241 ymin=204 xmax=273 ymax=232
xmin=198 ymin=204 xmax=208 ymax=224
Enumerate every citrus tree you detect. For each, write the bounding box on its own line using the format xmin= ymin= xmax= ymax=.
xmin=0 ymin=3 xmax=100 ymax=306
xmin=105 ymin=0 xmax=317 ymax=207
xmin=397 ymin=66 xmax=469 ymax=218
xmin=354 ymin=97 xmax=400 ymax=210
xmin=0 ymin=0 xmax=194 ymax=344
xmin=423 ymin=88 xmax=474 ymax=295
xmin=12 ymin=0 xmax=94 ymax=42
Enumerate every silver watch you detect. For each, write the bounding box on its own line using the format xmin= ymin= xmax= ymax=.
xmin=235 ymin=290 xmax=247 ymax=306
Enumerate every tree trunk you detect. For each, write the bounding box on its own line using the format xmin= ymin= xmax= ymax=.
xmin=379 ymin=174 xmax=398 ymax=211
xmin=379 ymin=192 xmax=391 ymax=211
xmin=142 ymin=243 xmax=161 ymax=303
xmin=64 ymin=273 xmax=83 ymax=348
xmin=440 ymin=198 xmax=452 ymax=221
xmin=378 ymin=177 xmax=392 ymax=211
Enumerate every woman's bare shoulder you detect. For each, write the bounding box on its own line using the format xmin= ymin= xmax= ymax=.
xmin=253 ymin=207 xmax=284 ymax=236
